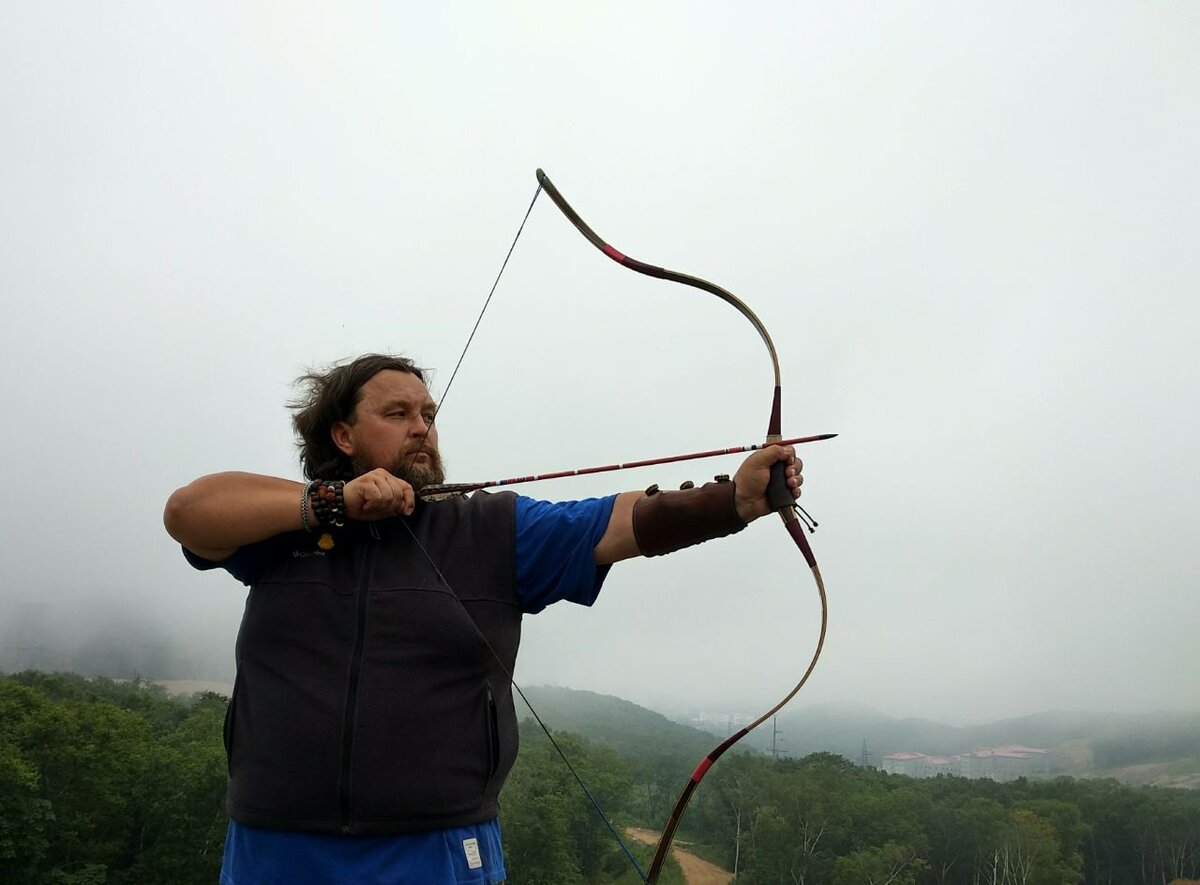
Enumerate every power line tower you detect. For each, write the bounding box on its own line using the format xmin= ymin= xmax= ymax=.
xmin=860 ymin=738 xmax=874 ymax=769
xmin=770 ymin=716 xmax=786 ymax=759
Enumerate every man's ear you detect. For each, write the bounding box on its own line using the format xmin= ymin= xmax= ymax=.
xmin=331 ymin=421 xmax=355 ymax=457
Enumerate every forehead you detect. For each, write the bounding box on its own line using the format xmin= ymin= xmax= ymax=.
xmin=356 ymin=369 xmax=435 ymax=409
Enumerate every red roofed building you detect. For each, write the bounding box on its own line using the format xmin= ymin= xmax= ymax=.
xmin=960 ymin=745 xmax=1050 ymax=781
xmin=883 ymin=745 xmax=1050 ymax=781
xmin=881 ymin=752 xmax=930 ymax=777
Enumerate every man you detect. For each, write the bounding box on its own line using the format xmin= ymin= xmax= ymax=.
xmin=164 ymin=353 xmax=802 ymax=885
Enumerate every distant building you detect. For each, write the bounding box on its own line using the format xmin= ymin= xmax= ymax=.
xmin=882 ymin=745 xmax=1050 ymax=781
xmin=960 ymin=745 xmax=1051 ymax=781
xmin=881 ymin=752 xmax=927 ymax=777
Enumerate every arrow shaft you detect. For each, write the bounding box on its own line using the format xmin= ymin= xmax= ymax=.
xmin=419 ymin=433 xmax=835 ymax=500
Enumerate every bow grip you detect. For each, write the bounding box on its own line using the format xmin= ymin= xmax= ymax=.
xmin=766 ymin=459 xmax=793 ymax=512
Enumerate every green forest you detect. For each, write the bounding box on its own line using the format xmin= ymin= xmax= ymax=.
xmin=2 ymin=672 xmax=1199 ymax=884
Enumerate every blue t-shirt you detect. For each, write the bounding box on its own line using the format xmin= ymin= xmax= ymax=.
xmin=199 ymin=493 xmax=617 ymax=885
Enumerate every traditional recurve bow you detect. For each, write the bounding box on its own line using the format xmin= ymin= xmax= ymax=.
xmin=405 ymin=168 xmax=831 ymax=883
xmin=532 ymin=169 xmax=830 ymax=883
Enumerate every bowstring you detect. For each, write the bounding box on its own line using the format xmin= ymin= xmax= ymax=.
xmin=406 ymin=178 xmax=649 ymax=882
xmin=397 ymin=520 xmax=648 ymax=883
xmin=418 ymin=180 xmax=543 ymax=449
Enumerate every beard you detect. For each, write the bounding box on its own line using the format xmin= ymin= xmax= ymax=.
xmin=352 ymin=447 xmax=446 ymax=491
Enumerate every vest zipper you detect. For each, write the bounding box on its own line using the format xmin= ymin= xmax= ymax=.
xmin=338 ymin=522 xmax=379 ymax=832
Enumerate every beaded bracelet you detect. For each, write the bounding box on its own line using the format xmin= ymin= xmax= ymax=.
xmin=300 ymin=480 xmax=320 ymax=532
xmin=309 ymin=480 xmax=346 ymax=528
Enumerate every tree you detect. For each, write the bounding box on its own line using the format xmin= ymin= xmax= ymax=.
xmin=740 ymin=804 xmax=796 ymax=885
xmin=976 ymin=809 xmax=1076 ymax=885
xmin=123 ymin=693 xmax=228 ymax=884
xmin=832 ymin=841 xmax=927 ymax=885
xmin=0 ymin=740 xmax=53 ymax=885
xmin=501 ymin=723 xmax=647 ymax=884
xmin=924 ymin=795 xmax=1007 ymax=885
xmin=1018 ymin=799 xmax=1087 ymax=883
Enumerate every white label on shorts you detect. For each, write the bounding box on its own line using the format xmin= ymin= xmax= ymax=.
xmin=463 ymin=837 xmax=483 ymax=870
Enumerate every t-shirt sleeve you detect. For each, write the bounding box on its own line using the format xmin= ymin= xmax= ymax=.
xmin=181 ymin=540 xmax=275 ymax=587
xmin=514 ymin=494 xmax=617 ymax=614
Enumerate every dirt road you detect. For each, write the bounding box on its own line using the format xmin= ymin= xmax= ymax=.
xmin=625 ymin=827 xmax=733 ymax=885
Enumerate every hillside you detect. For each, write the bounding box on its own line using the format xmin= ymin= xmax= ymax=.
xmin=9 ymin=673 xmax=1199 ymax=885
xmin=700 ymin=701 xmax=1200 ymax=787
xmin=512 ymin=689 xmax=1200 ymax=789
xmin=518 ymin=685 xmax=724 ymax=764
xmin=136 ymin=677 xmax=1200 ymax=790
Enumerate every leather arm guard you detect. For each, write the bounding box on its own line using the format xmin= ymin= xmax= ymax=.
xmin=632 ymin=479 xmax=747 ymax=557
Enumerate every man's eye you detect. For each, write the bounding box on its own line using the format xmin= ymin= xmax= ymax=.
xmin=423 ymin=414 xmax=436 ymax=425
xmin=387 ymin=411 xmax=405 ymax=418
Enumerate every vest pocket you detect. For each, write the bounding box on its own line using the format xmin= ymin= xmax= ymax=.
xmin=222 ymin=674 xmax=240 ymax=774
xmin=485 ymin=681 xmax=500 ymax=789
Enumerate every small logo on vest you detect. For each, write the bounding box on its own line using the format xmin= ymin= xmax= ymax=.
xmin=293 ymin=533 xmax=335 ymax=558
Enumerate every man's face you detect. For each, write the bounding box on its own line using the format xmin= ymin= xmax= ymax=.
xmin=332 ymin=369 xmax=446 ymax=489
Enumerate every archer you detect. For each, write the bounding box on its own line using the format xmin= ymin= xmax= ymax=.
xmin=164 ymin=353 xmax=802 ymax=885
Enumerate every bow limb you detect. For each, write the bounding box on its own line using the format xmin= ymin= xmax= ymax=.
xmin=535 ymin=169 xmax=830 ymax=884
xmin=644 ymin=524 xmax=827 ymax=882
xmin=536 ymin=169 xmax=782 ymax=440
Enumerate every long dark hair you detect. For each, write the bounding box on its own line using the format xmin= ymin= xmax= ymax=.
xmin=290 ymin=354 xmax=428 ymax=481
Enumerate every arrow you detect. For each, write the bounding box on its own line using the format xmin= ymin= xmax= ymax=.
xmin=418 ymin=433 xmax=837 ymax=501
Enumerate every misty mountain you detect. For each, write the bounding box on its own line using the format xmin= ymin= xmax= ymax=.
xmin=676 ymin=700 xmax=1200 ymax=786
xmin=517 ymin=685 xmax=723 ymax=764
xmin=517 ymin=689 xmax=1200 ymax=789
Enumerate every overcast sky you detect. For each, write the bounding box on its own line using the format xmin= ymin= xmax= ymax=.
xmin=1 ymin=2 xmax=1196 ymax=725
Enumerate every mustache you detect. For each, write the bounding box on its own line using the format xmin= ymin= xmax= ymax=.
xmin=349 ymin=447 xmax=446 ymax=489
xmin=408 ymin=438 xmax=438 ymax=456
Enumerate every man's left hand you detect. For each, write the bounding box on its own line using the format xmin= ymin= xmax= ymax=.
xmin=733 ymin=446 xmax=802 ymax=523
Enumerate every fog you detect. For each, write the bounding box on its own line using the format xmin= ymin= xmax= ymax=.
xmin=1 ymin=2 xmax=1197 ymax=725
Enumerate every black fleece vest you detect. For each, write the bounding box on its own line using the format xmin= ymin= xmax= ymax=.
xmin=225 ymin=491 xmax=521 ymax=834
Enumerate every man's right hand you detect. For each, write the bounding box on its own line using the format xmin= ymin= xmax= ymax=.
xmin=165 ymin=469 xmax=419 ymax=562
xmin=344 ymin=468 xmax=416 ymax=520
